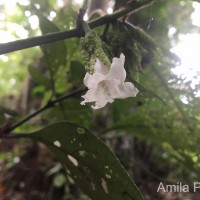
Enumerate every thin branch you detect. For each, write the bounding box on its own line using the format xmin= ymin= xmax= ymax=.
xmin=0 ymin=29 xmax=79 ymax=55
xmin=0 ymin=0 xmax=154 ymax=55
xmin=2 ymin=132 xmax=31 ymax=139
xmin=5 ymin=87 xmax=86 ymax=134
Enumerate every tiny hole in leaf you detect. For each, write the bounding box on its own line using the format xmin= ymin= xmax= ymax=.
xmin=53 ymin=140 xmax=61 ymax=147
xmin=105 ymin=174 xmax=112 ymax=179
xmin=67 ymin=154 xmax=78 ymax=166
xmin=101 ymin=178 xmax=109 ymax=194
xmin=84 ymin=166 xmax=90 ymax=173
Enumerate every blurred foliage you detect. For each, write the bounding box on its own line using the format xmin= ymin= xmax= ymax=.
xmin=0 ymin=0 xmax=200 ymax=199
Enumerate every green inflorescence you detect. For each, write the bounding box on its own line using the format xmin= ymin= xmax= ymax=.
xmin=80 ymin=31 xmax=111 ymax=74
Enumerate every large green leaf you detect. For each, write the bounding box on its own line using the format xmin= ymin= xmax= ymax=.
xmin=28 ymin=65 xmax=51 ymax=89
xmin=29 ymin=122 xmax=144 ymax=200
xmin=33 ymin=6 xmax=67 ymax=74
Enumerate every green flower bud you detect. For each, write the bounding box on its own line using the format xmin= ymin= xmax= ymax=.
xmin=80 ymin=31 xmax=111 ymax=74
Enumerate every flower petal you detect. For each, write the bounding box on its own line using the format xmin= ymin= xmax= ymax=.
xmin=81 ymin=83 xmax=114 ymax=109
xmin=81 ymin=53 xmax=138 ymax=109
xmin=83 ymin=72 xmax=105 ymax=89
xmin=108 ymin=81 xmax=139 ymax=99
xmin=81 ymin=86 xmax=100 ymax=103
xmin=94 ymin=58 xmax=109 ymax=74
xmin=108 ymin=53 xmax=126 ymax=83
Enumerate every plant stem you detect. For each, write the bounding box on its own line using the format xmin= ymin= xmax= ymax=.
xmin=0 ymin=29 xmax=80 ymax=55
xmin=0 ymin=0 xmax=154 ymax=55
xmin=6 ymin=87 xmax=86 ymax=134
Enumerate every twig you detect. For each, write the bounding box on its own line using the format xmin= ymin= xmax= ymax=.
xmin=0 ymin=29 xmax=79 ymax=55
xmin=76 ymin=0 xmax=90 ymax=31
xmin=0 ymin=0 xmax=154 ymax=55
xmin=4 ymin=87 xmax=87 ymax=134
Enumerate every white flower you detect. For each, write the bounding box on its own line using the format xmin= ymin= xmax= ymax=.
xmin=81 ymin=53 xmax=139 ymax=109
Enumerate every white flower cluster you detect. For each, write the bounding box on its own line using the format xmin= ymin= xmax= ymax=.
xmin=81 ymin=53 xmax=138 ymax=109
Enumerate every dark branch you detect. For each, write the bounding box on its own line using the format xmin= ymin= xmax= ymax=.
xmin=5 ymin=87 xmax=86 ymax=134
xmin=0 ymin=29 xmax=80 ymax=55
xmin=0 ymin=0 xmax=154 ymax=55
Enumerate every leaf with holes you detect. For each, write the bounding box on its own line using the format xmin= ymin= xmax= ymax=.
xmin=28 ymin=122 xmax=144 ymax=200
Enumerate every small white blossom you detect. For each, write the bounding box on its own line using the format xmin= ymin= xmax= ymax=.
xmin=81 ymin=53 xmax=138 ymax=109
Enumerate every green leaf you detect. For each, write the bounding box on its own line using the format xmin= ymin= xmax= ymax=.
xmin=68 ymin=61 xmax=85 ymax=87
xmin=28 ymin=65 xmax=51 ymax=89
xmin=44 ymin=98 xmax=92 ymax=127
xmin=30 ymin=4 xmax=58 ymax=39
xmin=29 ymin=122 xmax=144 ymax=200
xmin=33 ymin=7 xmax=66 ymax=74
xmin=124 ymin=22 xmax=157 ymax=49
